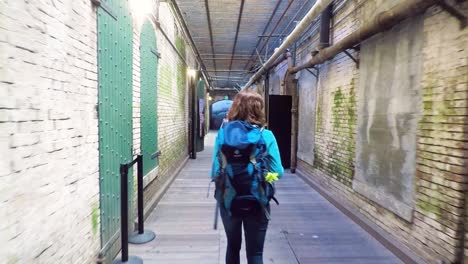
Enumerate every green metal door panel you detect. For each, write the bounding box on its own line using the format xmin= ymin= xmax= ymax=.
xmin=97 ymin=0 xmax=133 ymax=256
xmin=140 ymin=21 xmax=159 ymax=175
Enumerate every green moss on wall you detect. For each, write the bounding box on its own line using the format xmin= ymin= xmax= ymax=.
xmin=332 ymin=87 xmax=344 ymax=129
xmin=160 ymin=63 xmax=173 ymax=97
xmin=417 ymin=200 xmax=441 ymax=215
xmin=7 ymin=255 xmax=18 ymax=264
xmin=176 ymin=35 xmax=186 ymax=110
xmin=314 ymin=77 xmax=357 ymax=185
xmin=316 ymin=92 xmax=323 ymax=132
xmin=347 ymin=83 xmax=356 ymax=166
xmin=160 ymin=135 xmax=186 ymax=173
xmin=91 ymin=202 xmax=99 ymax=237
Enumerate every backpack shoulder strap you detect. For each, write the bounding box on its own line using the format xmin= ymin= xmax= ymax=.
xmin=249 ymin=127 xmax=265 ymax=166
xmin=220 ymin=151 xmax=228 ymax=169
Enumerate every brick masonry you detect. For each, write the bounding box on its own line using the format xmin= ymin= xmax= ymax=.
xmin=269 ymin=0 xmax=468 ymax=263
xmin=0 ymin=0 xmax=100 ymax=263
xmin=1 ymin=0 xmax=198 ymax=263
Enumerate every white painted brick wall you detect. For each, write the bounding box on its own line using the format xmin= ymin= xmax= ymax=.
xmin=133 ymin=20 xmax=142 ymax=157
xmin=0 ymin=1 xmax=100 ymax=263
xmin=156 ymin=2 xmax=191 ymax=175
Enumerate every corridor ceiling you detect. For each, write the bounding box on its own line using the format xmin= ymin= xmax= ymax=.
xmin=175 ymin=0 xmax=317 ymax=89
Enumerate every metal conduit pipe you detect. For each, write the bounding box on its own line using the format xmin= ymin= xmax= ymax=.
xmin=290 ymin=0 xmax=440 ymax=74
xmin=284 ymin=51 xmax=300 ymax=173
xmin=318 ymin=3 xmax=333 ymax=49
xmin=290 ymin=3 xmax=333 ymax=173
xmin=243 ymin=0 xmax=334 ymax=89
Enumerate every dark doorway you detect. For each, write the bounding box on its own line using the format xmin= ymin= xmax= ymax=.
xmin=268 ymin=95 xmax=292 ymax=169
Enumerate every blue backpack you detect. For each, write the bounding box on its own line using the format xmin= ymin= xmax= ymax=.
xmin=213 ymin=121 xmax=278 ymax=219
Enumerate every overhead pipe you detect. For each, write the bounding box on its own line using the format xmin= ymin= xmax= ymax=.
xmin=283 ymin=51 xmax=300 ymax=173
xmin=290 ymin=0 xmax=440 ymax=74
xmin=246 ymin=53 xmax=289 ymax=92
xmin=243 ymin=0 xmax=334 ymax=89
xmin=279 ymin=0 xmax=314 ymax=37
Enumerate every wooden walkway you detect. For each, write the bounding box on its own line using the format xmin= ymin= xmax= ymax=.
xmin=129 ymin=132 xmax=402 ymax=264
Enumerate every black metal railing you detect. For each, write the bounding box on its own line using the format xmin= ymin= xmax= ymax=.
xmin=114 ymin=154 xmax=156 ymax=264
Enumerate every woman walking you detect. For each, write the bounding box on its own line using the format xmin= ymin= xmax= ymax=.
xmin=211 ymin=90 xmax=284 ymax=264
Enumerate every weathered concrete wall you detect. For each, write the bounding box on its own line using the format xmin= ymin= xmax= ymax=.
xmin=271 ymin=0 xmax=468 ymax=263
xmin=0 ymin=0 xmax=100 ymax=263
xmin=354 ymin=16 xmax=424 ymax=221
xmin=269 ymin=62 xmax=288 ymax=95
xmin=296 ymin=53 xmax=318 ymax=165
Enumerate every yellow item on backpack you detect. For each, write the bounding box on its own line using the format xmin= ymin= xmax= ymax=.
xmin=265 ymin=172 xmax=279 ymax=183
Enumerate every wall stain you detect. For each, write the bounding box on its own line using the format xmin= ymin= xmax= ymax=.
xmin=91 ymin=202 xmax=99 ymax=237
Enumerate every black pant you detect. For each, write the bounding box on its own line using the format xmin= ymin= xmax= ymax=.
xmin=220 ymin=205 xmax=269 ymax=264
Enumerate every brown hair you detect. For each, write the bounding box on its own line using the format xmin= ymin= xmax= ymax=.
xmin=227 ymin=90 xmax=265 ymax=126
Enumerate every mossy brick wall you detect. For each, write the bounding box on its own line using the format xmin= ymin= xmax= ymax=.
xmin=416 ymin=3 xmax=468 ymax=262
xmin=0 ymin=0 xmax=100 ymax=263
xmin=0 ymin=1 xmax=194 ymax=263
xmin=293 ymin=0 xmax=468 ymax=263
xmin=303 ymin=0 xmax=360 ymax=188
xmin=143 ymin=3 xmax=192 ymax=207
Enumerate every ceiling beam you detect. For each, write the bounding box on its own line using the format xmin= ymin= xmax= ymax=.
xmin=204 ymin=0 xmax=217 ymax=72
xmin=243 ymin=0 xmax=283 ymax=71
xmin=279 ymin=0 xmax=313 ymax=37
xmin=227 ymin=0 xmax=246 ymax=83
xmin=207 ymin=70 xmax=251 ymax=72
xmin=257 ymin=0 xmax=295 ymax=57
xmin=245 ymin=0 xmax=296 ymax=71
xmin=202 ymin=57 xmax=251 ymax=60
xmin=201 ymin=53 xmax=252 ymax=57
xmin=210 ymin=76 xmax=245 ymax=79
xmin=166 ymin=0 xmax=213 ymax=88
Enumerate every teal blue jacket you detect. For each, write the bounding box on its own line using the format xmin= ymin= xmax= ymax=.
xmin=210 ymin=122 xmax=284 ymax=179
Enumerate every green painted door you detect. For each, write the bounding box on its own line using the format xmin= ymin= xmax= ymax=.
xmin=140 ymin=21 xmax=159 ymax=175
xmin=97 ymin=0 xmax=133 ymax=257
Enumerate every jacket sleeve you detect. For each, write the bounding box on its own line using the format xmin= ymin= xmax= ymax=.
xmin=264 ymin=130 xmax=284 ymax=178
xmin=210 ymin=129 xmax=222 ymax=179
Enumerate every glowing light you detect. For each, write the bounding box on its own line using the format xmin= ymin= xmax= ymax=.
xmin=130 ymin=0 xmax=153 ymax=24
xmin=188 ymin=68 xmax=196 ymax=78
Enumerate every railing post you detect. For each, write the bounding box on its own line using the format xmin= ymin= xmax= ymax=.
xmin=128 ymin=155 xmax=156 ymax=244
xmin=137 ymin=155 xmax=144 ymax=234
xmin=120 ymin=164 xmax=129 ymax=262
xmin=113 ymin=163 xmax=143 ymax=264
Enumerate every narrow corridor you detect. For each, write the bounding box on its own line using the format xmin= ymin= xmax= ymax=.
xmin=129 ymin=132 xmax=402 ymax=264
xmin=2 ymin=0 xmax=467 ymax=263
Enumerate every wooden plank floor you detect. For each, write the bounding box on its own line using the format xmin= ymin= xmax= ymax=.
xmin=129 ymin=132 xmax=402 ymax=264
